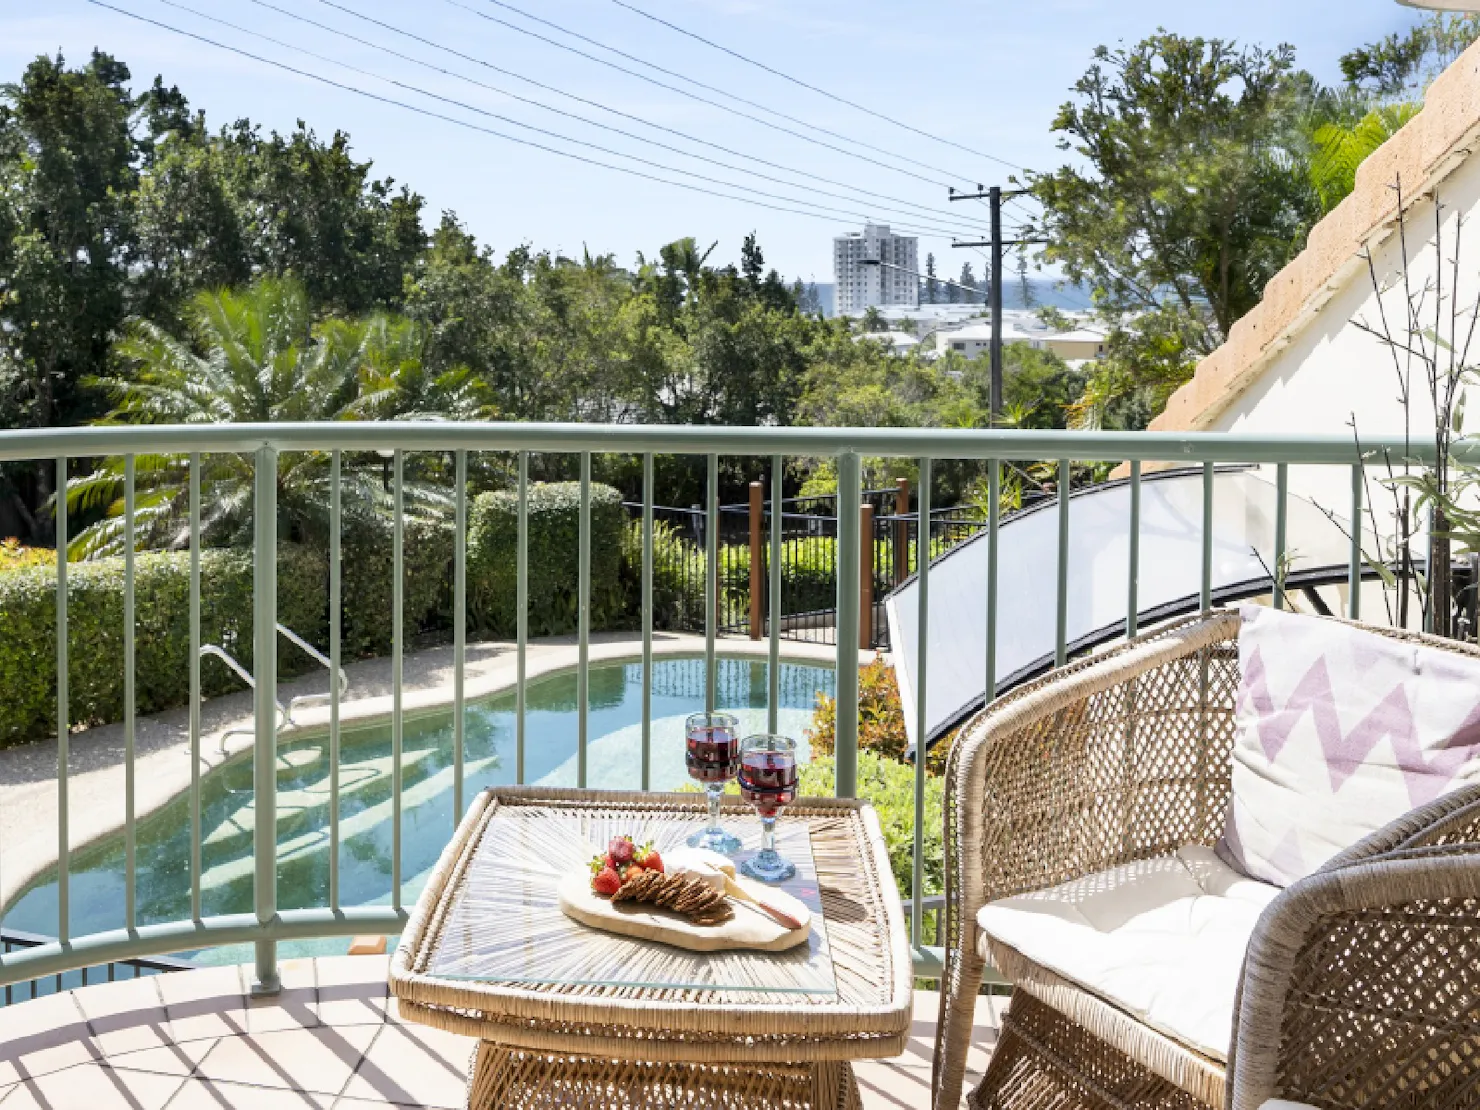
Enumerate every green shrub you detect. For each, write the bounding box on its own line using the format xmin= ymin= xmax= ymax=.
xmin=799 ymin=751 xmax=943 ymax=907
xmin=339 ymin=511 xmax=455 ymax=657
xmin=0 ymin=545 xmax=327 ymax=745
xmin=809 ymin=655 xmax=953 ymax=774
xmin=620 ymin=518 xmax=709 ymax=629
xmin=467 ymin=481 xmax=626 ymax=636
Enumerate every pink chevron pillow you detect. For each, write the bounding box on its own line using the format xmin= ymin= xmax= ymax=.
xmin=1217 ymin=605 xmax=1480 ymax=887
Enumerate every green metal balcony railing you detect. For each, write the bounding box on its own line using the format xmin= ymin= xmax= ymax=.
xmin=0 ymin=422 xmax=1469 ymax=993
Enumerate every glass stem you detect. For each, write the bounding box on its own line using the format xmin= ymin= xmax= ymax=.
xmin=760 ymin=815 xmax=777 ymax=856
xmin=706 ymin=784 xmax=723 ymax=832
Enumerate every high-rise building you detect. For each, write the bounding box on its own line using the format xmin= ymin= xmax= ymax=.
xmin=833 ymin=223 xmax=919 ymax=315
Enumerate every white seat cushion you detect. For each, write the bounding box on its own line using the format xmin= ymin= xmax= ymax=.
xmin=976 ymin=845 xmax=1279 ymax=1061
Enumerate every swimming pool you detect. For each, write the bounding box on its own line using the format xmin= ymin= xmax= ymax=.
xmin=3 ymin=656 xmax=835 ymax=963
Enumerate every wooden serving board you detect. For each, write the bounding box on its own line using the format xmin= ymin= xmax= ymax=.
xmin=557 ymin=871 xmax=811 ymax=953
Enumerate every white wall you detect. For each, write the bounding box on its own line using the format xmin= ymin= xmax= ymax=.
xmin=1208 ymin=156 xmax=1479 ymax=531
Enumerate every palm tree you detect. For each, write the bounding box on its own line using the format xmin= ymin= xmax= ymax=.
xmin=67 ymin=277 xmax=467 ymax=557
xmin=346 ymin=313 xmax=491 ymax=422
xmin=1308 ymin=102 xmax=1420 ymax=215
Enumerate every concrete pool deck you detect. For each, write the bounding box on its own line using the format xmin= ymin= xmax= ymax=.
xmin=0 ymin=631 xmax=844 ymax=915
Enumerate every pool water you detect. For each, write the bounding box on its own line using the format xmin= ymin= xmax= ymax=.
xmin=3 ymin=656 xmax=834 ymax=963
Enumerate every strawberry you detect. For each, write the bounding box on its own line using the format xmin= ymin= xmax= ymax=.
xmin=624 ymin=862 xmax=645 ymax=881
xmin=636 ymin=845 xmax=663 ymax=874
xmin=608 ymin=835 xmax=635 ymax=865
xmin=591 ymin=866 xmax=622 ymax=896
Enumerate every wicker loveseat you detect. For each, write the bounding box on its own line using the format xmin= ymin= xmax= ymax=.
xmin=931 ymin=609 xmax=1480 ymax=1110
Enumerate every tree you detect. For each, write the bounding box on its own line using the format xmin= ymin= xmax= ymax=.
xmin=1029 ymin=32 xmax=1320 ymax=424
xmin=403 ymin=214 xmax=527 ymax=412
xmin=1308 ymin=102 xmax=1419 ymax=215
xmin=740 ymin=231 xmax=764 ymax=289
xmin=69 ymin=277 xmax=454 ymax=555
xmin=212 ymin=121 xmax=426 ymax=316
xmin=1341 ymin=14 xmax=1480 ymax=98
xmin=924 ymin=253 xmax=938 ymax=305
xmin=0 ymin=52 xmax=137 ymax=534
xmin=959 ymin=262 xmax=978 ymax=304
xmin=1016 ymin=253 xmax=1037 ymax=309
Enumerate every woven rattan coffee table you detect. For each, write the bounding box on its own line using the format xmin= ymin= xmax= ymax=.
xmin=390 ymin=786 xmax=912 ymax=1110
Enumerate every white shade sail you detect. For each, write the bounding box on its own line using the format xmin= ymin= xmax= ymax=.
xmin=886 ymin=468 xmax=1369 ymax=752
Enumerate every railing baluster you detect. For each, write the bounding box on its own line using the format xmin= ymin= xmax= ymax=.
xmin=1274 ymin=463 xmax=1289 ymax=611
xmin=1127 ymin=460 xmax=1141 ymax=639
xmin=392 ymin=450 xmax=404 ymax=911
xmin=251 ymin=445 xmax=278 ymax=995
xmin=985 ymin=459 xmax=999 ymax=702
xmin=1055 ymin=458 xmax=1070 ymax=668
xmin=705 ymin=454 xmax=718 ymax=714
xmin=912 ymin=458 xmax=931 ymax=950
xmin=1349 ymin=463 xmax=1363 ymax=620
xmin=768 ymin=456 xmax=782 ymax=735
xmin=454 ymin=450 xmax=467 ymax=821
xmin=55 ymin=457 xmax=69 ymax=945
xmin=189 ymin=453 xmax=201 ymax=922
xmin=641 ymin=453 xmax=654 ymax=791
xmin=329 ymin=450 xmax=341 ymax=911
xmin=124 ymin=455 xmax=136 ymax=932
xmin=834 ymin=451 xmax=862 ymax=799
xmin=1201 ymin=461 xmax=1214 ymax=614
xmin=517 ymin=452 xmax=528 ymax=784
xmin=577 ymin=452 xmax=592 ymax=788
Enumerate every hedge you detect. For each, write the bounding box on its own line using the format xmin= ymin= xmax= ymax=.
xmin=0 ymin=546 xmax=327 ymax=745
xmin=0 ymin=480 xmax=627 ymax=745
xmin=339 ymin=511 xmax=455 ymax=657
xmin=467 ymin=481 xmax=626 ymax=637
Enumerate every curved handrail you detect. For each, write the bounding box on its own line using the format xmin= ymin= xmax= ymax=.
xmin=0 ymin=419 xmax=1427 ymax=999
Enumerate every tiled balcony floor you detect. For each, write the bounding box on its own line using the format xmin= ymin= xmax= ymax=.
xmin=0 ymin=956 xmax=1001 ymax=1108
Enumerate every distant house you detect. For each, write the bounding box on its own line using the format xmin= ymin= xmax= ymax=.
xmin=931 ymin=317 xmax=1105 ymax=361
xmin=859 ymin=331 xmax=921 ymax=356
xmin=1146 ymin=36 xmax=1480 ymax=517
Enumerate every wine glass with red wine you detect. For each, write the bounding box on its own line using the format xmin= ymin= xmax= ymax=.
xmin=685 ymin=711 xmax=742 ymax=853
xmin=737 ymin=734 xmax=799 ymax=883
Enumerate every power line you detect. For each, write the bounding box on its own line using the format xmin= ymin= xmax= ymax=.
xmin=151 ymin=0 xmax=982 ymax=239
xmin=452 ymin=0 xmax=969 ymax=190
xmin=80 ymin=0 xmax=974 ymax=239
xmin=243 ymin=0 xmax=990 ymax=236
xmin=608 ymin=0 xmax=1026 ymax=173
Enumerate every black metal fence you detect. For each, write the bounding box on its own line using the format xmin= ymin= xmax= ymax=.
xmin=625 ymin=494 xmax=993 ymax=649
xmin=0 ymin=928 xmax=197 ymax=1005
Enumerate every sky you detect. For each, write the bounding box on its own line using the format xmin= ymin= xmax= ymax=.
xmin=0 ymin=0 xmax=1433 ymax=288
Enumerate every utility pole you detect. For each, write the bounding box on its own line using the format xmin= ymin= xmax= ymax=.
xmin=949 ymin=185 xmax=1045 ymax=424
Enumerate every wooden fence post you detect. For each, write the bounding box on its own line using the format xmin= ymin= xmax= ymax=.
xmin=749 ymin=481 xmax=763 ymax=640
xmin=860 ymin=503 xmax=874 ymax=650
xmin=893 ymin=478 xmax=910 ymax=585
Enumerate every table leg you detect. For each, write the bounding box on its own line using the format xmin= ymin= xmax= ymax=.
xmin=811 ymin=1060 xmax=861 ymax=1110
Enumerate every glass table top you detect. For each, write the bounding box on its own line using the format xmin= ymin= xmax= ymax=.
xmin=423 ymin=806 xmax=838 ymax=997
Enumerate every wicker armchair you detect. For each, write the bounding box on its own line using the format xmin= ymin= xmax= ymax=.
xmin=931 ymin=610 xmax=1480 ymax=1110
